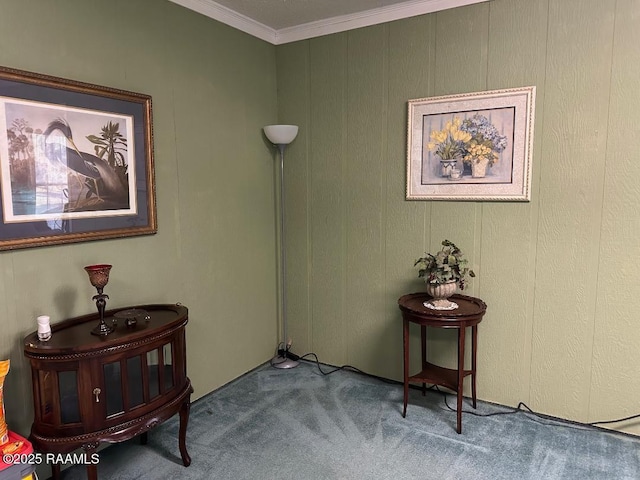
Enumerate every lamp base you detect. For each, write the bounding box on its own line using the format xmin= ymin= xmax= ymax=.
xmin=91 ymin=320 xmax=115 ymax=336
xmin=271 ymin=354 xmax=299 ymax=369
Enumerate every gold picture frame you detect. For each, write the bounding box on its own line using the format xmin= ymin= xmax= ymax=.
xmin=0 ymin=65 xmax=156 ymax=250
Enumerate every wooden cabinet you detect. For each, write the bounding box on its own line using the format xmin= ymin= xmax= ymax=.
xmin=23 ymin=304 xmax=193 ymax=480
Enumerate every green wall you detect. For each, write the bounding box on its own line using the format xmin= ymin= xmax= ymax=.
xmin=1 ymin=0 xmax=637 ymax=452
xmin=276 ymin=0 xmax=640 ymax=435
xmin=0 ymin=0 xmax=279 ymax=439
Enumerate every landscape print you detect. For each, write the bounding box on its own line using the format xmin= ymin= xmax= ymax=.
xmin=0 ymin=98 xmax=136 ymax=225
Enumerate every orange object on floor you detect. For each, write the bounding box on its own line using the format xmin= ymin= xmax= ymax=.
xmin=0 ymin=360 xmax=9 ymax=447
xmin=0 ymin=431 xmax=36 ymax=480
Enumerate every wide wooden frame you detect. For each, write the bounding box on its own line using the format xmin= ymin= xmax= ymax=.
xmin=0 ymin=65 xmax=156 ymax=250
xmin=406 ymin=86 xmax=535 ymax=201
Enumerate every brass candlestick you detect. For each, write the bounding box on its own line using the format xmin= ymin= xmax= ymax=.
xmin=84 ymin=264 xmax=114 ymax=336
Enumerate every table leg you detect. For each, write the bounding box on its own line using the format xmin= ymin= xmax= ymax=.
xmin=456 ymin=326 xmax=466 ymax=434
xmin=472 ymin=324 xmax=478 ymax=409
xmin=421 ymin=325 xmax=427 ymax=396
xmin=179 ymin=397 xmax=192 ymax=467
xmin=51 ymin=464 xmax=61 ymax=480
xmin=82 ymin=442 xmax=99 ymax=480
xmin=402 ymin=318 xmax=409 ymax=417
xmin=86 ymin=463 xmax=98 ymax=480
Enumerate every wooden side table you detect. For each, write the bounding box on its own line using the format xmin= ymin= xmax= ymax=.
xmin=398 ymin=293 xmax=486 ymax=434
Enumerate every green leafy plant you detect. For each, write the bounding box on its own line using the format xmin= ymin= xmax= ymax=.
xmin=414 ymin=239 xmax=475 ymax=289
xmin=86 ymin=121 xmax=128 ymax=190
xmin=86 ymin=121 xmax=127 ymax=168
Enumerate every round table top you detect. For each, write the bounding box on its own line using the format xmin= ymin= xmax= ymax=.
xmin=398 ymin=292 xmax=486 ymax=323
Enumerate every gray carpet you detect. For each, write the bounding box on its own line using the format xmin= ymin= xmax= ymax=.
xmin=58 ymin=361 xmax=640 ymax=479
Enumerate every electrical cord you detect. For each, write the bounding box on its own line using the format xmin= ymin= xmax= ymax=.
xmin=588 ymin=413 xmax=640 ymax=426
xmin=436 ymin=388 xmax=593 ymax=430
xmin=295 ymin=352 xmax=403 ymax=387
xmin=289 ymin=350 xmax=640 ymax=432
xmin=297 ymin=352 xmax=366 ymax=376
xmin=437 ymin=386 xmax=640 ymax=429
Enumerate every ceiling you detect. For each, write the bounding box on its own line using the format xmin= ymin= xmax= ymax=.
xmin=169 ymin=0 xmax=488 ymax=45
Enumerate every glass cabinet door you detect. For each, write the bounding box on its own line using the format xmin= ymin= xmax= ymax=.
xmin=37 ymin=370 xmax=54 ymax=424
xmin=103 ymin=362 xmax=124 ymax=417
xmin=36 ymin=369 xmax=81 ymax=426
xmin=58 ymin=370 xmax=81 ymax=424
xmin=163 ymin=342 xmax=174 ymax=391
xmin=147 ymin=349 xmax=160 ymax=400
xmin=102 ymin=355 xmax=149 ymax=417
xmin=147 ymin=342 xmax=175 ymax=399
xmin=126 ymin=355 xmax=144 ymax=408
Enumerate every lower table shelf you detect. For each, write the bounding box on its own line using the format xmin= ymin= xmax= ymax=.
xmin=408 ymin=362 xmax=473 ymax=393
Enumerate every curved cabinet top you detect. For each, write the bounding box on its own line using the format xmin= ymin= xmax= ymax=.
xmin=24 ymin=303 xmax=188 ymax=359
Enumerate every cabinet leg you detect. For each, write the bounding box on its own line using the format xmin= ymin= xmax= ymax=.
xmin=179 ymin=398 xmax=192 ymax=466
xmin=82 ymin=443 xmax=99 ymax=480
xmin=86 ymin=463 xmax=98 ymax=480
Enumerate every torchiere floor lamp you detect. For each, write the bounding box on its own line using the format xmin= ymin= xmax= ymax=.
xmin=264 ymin=124 xmax=299 ymax=369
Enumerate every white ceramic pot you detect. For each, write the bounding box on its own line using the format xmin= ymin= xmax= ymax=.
xmin=425 ymin=281 xmax=458 ymax=310
xmin=426 ymin=280 xmax=457 ymax=299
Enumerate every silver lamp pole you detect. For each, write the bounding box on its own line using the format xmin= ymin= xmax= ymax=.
xmin=263 ymin=124 xmax=299 ymax=369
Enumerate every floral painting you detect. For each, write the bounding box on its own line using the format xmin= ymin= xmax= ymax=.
xmin=407 ymin=87 xmax=535 ymax=201
xmin=422 ymin=109 xmax=514 ymax=184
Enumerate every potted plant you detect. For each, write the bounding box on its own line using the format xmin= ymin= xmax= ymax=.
xmin=414 ymin=239 xmax=475 ymax=309
xmin=426 ymin=117 xmax=472 ymax=177
xmin=460 ymin=114 xmax=508 ymax=177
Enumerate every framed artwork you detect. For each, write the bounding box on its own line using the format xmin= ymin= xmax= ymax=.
xmin=406 ymin=86 xmax=535 ymax=201
xmin=0 ymin=65 xmax=156 ymax=250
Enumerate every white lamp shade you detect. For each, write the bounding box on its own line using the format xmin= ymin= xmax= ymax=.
xmin=264 ymin=125 xmax=298 ymax=145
